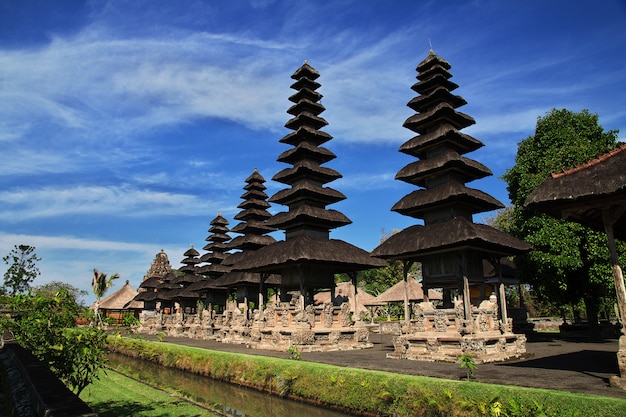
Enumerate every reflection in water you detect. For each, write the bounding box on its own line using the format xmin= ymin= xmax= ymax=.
xmin=108 ymin=352 xmax=354 ymax=417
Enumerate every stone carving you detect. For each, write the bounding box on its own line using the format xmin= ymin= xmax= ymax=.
xmin=426 ymin=337 xmax=440 ymax=352
xmin=434 ymin=310 xmax=448 ymax=332
xmin=478 ymin=312 xmax=490 ymax=332
xmin=305 ymin=304 xmax=315 ymax=327
xmin=461 ymin=338 xmax=486 ymax=354
xmin=277 ymin=309 xmax=289 ymax=327
xmin=412 ymin=303 xmax=426 ymax=332
xmin=322 ymin=303 xmax=334 ymax=328
xmin=340 ymin=302 xmax=351 ymax=327
xmin=292 ymin=329 xmax=314 ymax=345
xmin=265 ymin=303 xmax=276 ymax=327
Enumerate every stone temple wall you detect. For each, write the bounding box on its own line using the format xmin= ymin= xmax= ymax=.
xmin=136 ymin=301 xmax=373 ymax=352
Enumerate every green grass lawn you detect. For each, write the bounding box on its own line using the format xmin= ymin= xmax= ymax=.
xmin=80 ymin=368 xmax=217 ymax=417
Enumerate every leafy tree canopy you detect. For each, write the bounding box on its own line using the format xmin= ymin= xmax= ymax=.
xmin=32 ymin=281 xmax=88 ymax=305
xmin=502 ymin=108 xmax=623 ymax=327
xmin=0 ymin=290 xmax=107 ymax=395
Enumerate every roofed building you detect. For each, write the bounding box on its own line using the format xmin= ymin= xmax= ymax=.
xmin=372 ymin=51 xmax=530 ymax=363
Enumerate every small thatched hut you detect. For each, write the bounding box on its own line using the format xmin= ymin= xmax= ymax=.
xmin=93 ymin=280 xmax=140 ymax=322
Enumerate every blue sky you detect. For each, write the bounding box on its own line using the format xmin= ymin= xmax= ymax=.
xmin=1 ymin=0 xmax=625 ymax=304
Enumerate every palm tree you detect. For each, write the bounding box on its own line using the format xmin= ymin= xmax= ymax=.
xmin=91 ymin=268 xmax=120 ymax=326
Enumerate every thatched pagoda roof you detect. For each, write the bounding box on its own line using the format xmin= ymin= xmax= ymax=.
xmin=132 ymin=291 xmax=158 ymax=302
xmin=170 ymin=273 xmax=205 ymax=285
xmin=399 ymin=126 xmax=483 ymax=159
xmin=525 ymin=144 xmax=626 ymax=240
xmin=213 ymin=271 xmax=281 ymax=287
xmin=372 ymin=217 xmax=531 ymax=260
xmin=374 ymin=278 xmax=443 ymax=304
xmin=395 ymin=149 xmax=492 ymax=186
xmin=186 ymin=279 xmax=227 ymax=293
xmin=233 ymin=235 xmax=385 ymax=274
xmin=266 ymin=205 xmax=351 ymax=231
xmin=391 ymin=181 xmax=504 ymax=218
xmin=165 ymin=287 xmax=200 ymax=300
xmin=373 ymin=50 xmax=530 ymax=278
xmin=139 ymin=276 xmax=161 ymax=288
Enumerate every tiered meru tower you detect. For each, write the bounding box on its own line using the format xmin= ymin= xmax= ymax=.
xmin=197 ymin=214 xmax=232 ymax=278
xmin=228 ymin=169 xmax=276 ymax=256
xmin=373 ymin=51 xmax=530 ymax=363
xmin=235 ymin=61 xmax=384 ymax=307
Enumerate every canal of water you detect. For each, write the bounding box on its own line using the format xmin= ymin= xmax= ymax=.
xmin=108 ymin=352 xmax=357 ymax=417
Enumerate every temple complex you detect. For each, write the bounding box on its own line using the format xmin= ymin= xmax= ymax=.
xmin=372 ymin=51 xmax=531 ymax=363
xmin=132 ymin=54 xmax=534 ymax=360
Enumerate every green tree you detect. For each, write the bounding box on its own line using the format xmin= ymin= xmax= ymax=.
xmin=91 ymin=269 xmax=120 ymax=326
xmin=0 ymin=290 xmax=108 ymax=395
xmin=502 ymin=108 xmax=623 ymax=334
xmin=32 ymin=281 xmax=88 ymax=305
xmin=2 ymin=244 xmax=41 ymax=295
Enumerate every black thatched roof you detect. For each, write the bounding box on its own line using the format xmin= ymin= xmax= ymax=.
xmin=525 ymin=144 xmax=626 ymax=239
xmin=372 ymin=217 xmax=530 ymax=260
xmin=267 ymin=205 xmax=351 ymax=231
xmin=156 ymin=281 xmax=180 ymax=290
xmin=197 ymin=263 xmax=232 ymax=275
xmin=395 ymin=149 xmax=492 ymax=186
xmin=133 ymin=291 xmax=158 ymax=302
xmin=139 ymin=276 xmax=161 ymax=288
xmin=373 ymin=50 xmax=530 ymax=271
xmin=170 ymin=273 xmax=205 ymax=285
xmin=183 ymin=246 xmax=200 ymax=257
xmin=403 ymin=102 xmax=475 ymax=135
xmin=213 ymin=271 xmax=281 ymax=287
xmin=399 ymin=126 xmax=483 ymax=159
xmin=392 ymin=181 xmax=504 ymax=218
xmin=166 ymin=287 xmax=200 ymax=299
xmin=233 ymin=235 xmax=385 ymax=274
xmin=186 ymin=279 xmax=227 ymax=292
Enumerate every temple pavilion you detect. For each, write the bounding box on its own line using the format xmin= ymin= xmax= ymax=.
xmin=372 ymin=51 xmax=530 ymax=363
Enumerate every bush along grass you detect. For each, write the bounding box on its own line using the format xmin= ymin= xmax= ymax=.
xmin=107 ymin=336 xmax=626 ymax=417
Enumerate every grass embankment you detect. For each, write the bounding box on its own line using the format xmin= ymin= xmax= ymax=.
xmin=108 ymin=336 xmax=626 ymax=417
xmin=80 ymin=368 xmax=216 ymax=417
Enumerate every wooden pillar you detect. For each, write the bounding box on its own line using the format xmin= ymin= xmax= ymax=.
xmin=299 ymin=268 xmax=305 ymax=311
xmin=497 ymin=259 xmax=508 ymax=325
xmin=603 ymin=208 xmax=626 ymax=335
xmin=259 ymin=273 xmax=267 ymax=312
xmin=403 ymin=260 xmax=413 ymax=323
xmin=601 ymin=208 xmax=626 ymax=384
xmin=461 ymin=253 xmax=472 ymax=322
xmin=349 ymin=271 xmax=359 ymax=321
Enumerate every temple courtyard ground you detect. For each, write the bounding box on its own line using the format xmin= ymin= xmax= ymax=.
xmin=149 ymin=331 xmax=626 ymax=400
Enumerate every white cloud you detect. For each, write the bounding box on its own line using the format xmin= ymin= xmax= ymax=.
xmin=0 ymin=232 xmax=161 ymax=253
xmin=0 ymin=184 xmax=224 ymax=220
